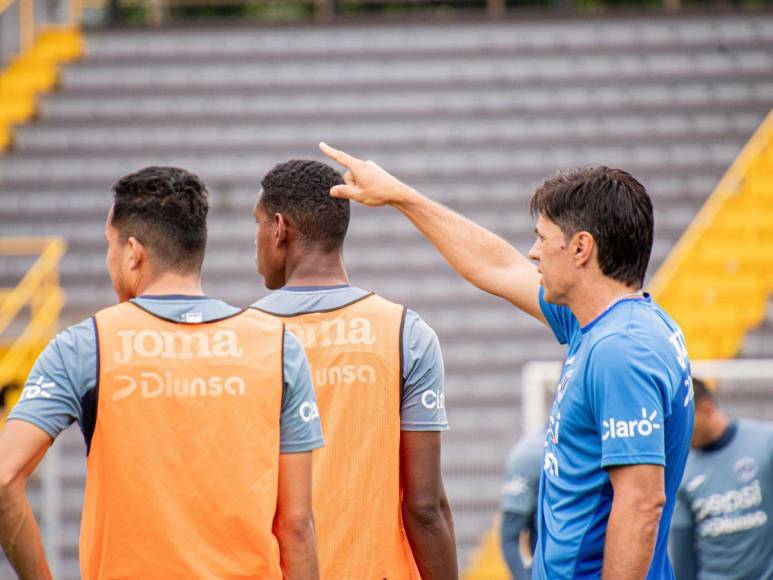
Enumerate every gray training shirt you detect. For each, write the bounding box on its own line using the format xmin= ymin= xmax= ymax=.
xmin=252 ymin=285 xmax=449 ymax=431
xmin=672 ymin=418 xmax=773 ymax=580
xmin=9 ymin=295 xmax=324 ymax=453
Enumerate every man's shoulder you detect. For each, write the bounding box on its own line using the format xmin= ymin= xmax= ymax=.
xmin=55 ymin=316 xmax=98 ymax=350
xmin=507 ymin=429 xmax=546 ymax=472
xmin=588 ymin=314 xmax=685 ymax=377
xmin=251 ymin=286 xmax=373 ymax=316
xmin=736 ymin=418 xmax=773 ymax=450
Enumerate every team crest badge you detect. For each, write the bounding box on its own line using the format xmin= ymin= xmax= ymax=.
xmin=734 ymin=457 xmax=758 ymax=483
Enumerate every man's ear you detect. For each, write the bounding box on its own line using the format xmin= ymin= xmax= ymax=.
xmin=571 ymin=231 xmax=595 ymax=268
xmin=274 ymin=213 xmax=288 ymax=246
xmin=126 ymin=236 xmax=146 ymax=271
xmin=695 ymin=398 xmax=714 ymax=416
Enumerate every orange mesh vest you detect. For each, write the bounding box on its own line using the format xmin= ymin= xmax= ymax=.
xmin=82 ymin=302 xmax=285 ymax=580
xmin=268 ymin=294 xmax=420 ymax=580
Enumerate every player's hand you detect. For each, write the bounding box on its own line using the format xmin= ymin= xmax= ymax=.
xmin=319 ymin=142 xmax=414 ymax=207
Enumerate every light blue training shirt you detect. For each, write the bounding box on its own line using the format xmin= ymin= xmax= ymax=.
xmin=534 ymin=288 xmax=694 ymax=579
xmin=8 ymin=295 xmax=324 ymax=453
xmin=672 ymin=418 xmax=773 ymax=580
xmin=252 ymin=285 xmax=449 ymax=431
xmin=501 ymin=426 xmax=545 ymax=516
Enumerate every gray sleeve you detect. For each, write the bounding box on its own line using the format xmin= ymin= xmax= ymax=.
xmin=671 ymin=527 xmax=698 ymax=580
xmin=399 ymin=310 xmax=449 ymax=431
xmin=7 ymin=318 xmax=97 ymax=438
xmin=501 ymin=443 xmax=542 ymax=515
xmin=671 ymin=484 xmax=694 ymax=529
xmin=279 ymin=330 xmax=324 ymax=453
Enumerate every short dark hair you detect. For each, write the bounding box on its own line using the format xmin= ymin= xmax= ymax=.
xmin=111 ymin=166 xmax=209 ymax=273
xmin=530 ymin=166 xmax=654 ymax=287
xmin=260 ymin=159 xmax=348 ymax=252
xmin=692 ymin=377 xmax=715 ymax=404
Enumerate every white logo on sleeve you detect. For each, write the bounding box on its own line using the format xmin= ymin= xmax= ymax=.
xmin=19 ymin=376 xmax=56 ymax=401
xmin=602 ymin=407 xmax=661 ymax=440
xmin=298 ymin=401 xmax=320 ymax=423
xmin=502 ymin=476 xmax=528 ymax=497
xmin=421 ymin=389 xmax=445 ymax=410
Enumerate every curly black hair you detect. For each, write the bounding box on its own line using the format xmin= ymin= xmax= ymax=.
xmin=260 ymin=159 xmax=348 ymax=252
xmin=111 ymin=166 xmax=209 ymax=274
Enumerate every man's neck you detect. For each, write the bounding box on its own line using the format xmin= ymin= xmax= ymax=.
xmin=703 ymin=411 xmax=732 ymax=450
xmin=284 ymin=248 xmax=349 ymax=288
xmin=136 ymin=272 xmax=205 ymax=298
xmin=566 ymin=279 xmax=643 ymax=328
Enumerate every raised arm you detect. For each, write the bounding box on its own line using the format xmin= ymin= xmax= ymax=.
xmin=319 ymin=143 xmax=545 ymax=323
xmin=0 ymin=420 xmax=54 ymax=580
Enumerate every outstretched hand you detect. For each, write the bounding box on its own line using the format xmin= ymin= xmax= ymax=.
xmin=319 ymin=142 xmax=414 ymax=207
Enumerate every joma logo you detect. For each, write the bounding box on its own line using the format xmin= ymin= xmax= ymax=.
xmin=287 ymin=317 xmax=376 ymax=348
xmin=113 ymin=329 xmax=243 ymax=364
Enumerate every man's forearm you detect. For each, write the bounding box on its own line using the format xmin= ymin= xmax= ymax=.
xmin=602 ymin=496 xmax=661 ymax=579
xmin=392 ymin=189 xmax=542 ymax=318
xmin=403 ymin=497 xmax=459 ymax=580
xmin=0 ymin=482 xmax=52 ymax=580
xmin=275 ymin=520 xmax=319 ymax=580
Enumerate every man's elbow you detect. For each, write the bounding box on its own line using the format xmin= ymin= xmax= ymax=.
xmin=0 ymin=469 xmax=24 ymax=511
xmin=276 ymin=512 xmax=315 ymax=543
xmin=634 ymin=493 xmax=666 ymax=534
xmin=403 ymin=497 xmax=445 ymax=531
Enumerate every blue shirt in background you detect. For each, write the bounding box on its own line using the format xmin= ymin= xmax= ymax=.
xmin=9 ymin=295 xmax=324 ymax=453
xmin=502 ymin=426 xmax=544 ymax=518
xmin=533 ymin=288 xmax=694 ymax=579
xmin=252 ymin=285 xmax=449 ymax=432
xmin=672 ymin=418 xmax=773 ymax=580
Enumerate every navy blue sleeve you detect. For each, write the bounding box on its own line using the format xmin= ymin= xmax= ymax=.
xmin=538 ymin=286 xmax=579 ymax=345
xmin=670 ymin=526 xmax=698 ymax=580
xmin=7 ymin=318 xmax=97 ymax=438
xmin=279 ymin=330 xmax=324 ymax=453
xmin=501 ymin=511 xmax=532 ymax=580
xmin=586 ymin=335 xmax=670 ymax=468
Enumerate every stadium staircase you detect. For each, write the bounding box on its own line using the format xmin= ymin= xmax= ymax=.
xmin=1 ymin=13 xmax=773 ymax=578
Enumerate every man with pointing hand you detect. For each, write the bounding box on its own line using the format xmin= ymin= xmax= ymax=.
xmin=319 ymin=142 xmax=694 ymax=580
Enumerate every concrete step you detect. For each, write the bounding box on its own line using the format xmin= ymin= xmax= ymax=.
xmin=11 ymin=117 xmax=761 ymax=156
xmin=0 ymin=143 xmax=741 ymax=187
xmin=39 ymin=81 xmax=773 ymax=122
xmin=80 ymin=17 xmax=773 ymax=60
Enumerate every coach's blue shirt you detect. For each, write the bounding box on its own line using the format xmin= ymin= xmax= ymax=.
xmin=533 ymin=288 xmax=694 ymax=579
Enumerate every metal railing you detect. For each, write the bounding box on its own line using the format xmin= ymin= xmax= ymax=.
xmin=649 ymin=109 xmax=773 ymax=359
xmin=0 ymin=237 xmax=66 ymax=420
xmin=0 ymin=0 xmax=82 ymax=66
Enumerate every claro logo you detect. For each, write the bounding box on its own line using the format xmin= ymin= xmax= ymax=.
xmin=113 ymin=329 xmax=243 ymax=364
xmin=112 ymin=372 xmax=246 ymax=401
xmin=602 ymin=407 xmax=661 ymax=441
xmin=298 ymin=401 xmax=320 ymax=423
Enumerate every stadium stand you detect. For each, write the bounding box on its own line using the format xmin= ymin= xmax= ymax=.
xmin=1 ymin=12 xmax=773 ymax=578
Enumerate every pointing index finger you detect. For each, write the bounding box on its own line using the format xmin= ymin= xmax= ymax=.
xmin=319 ymin=142 xmax=362 ymax=170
